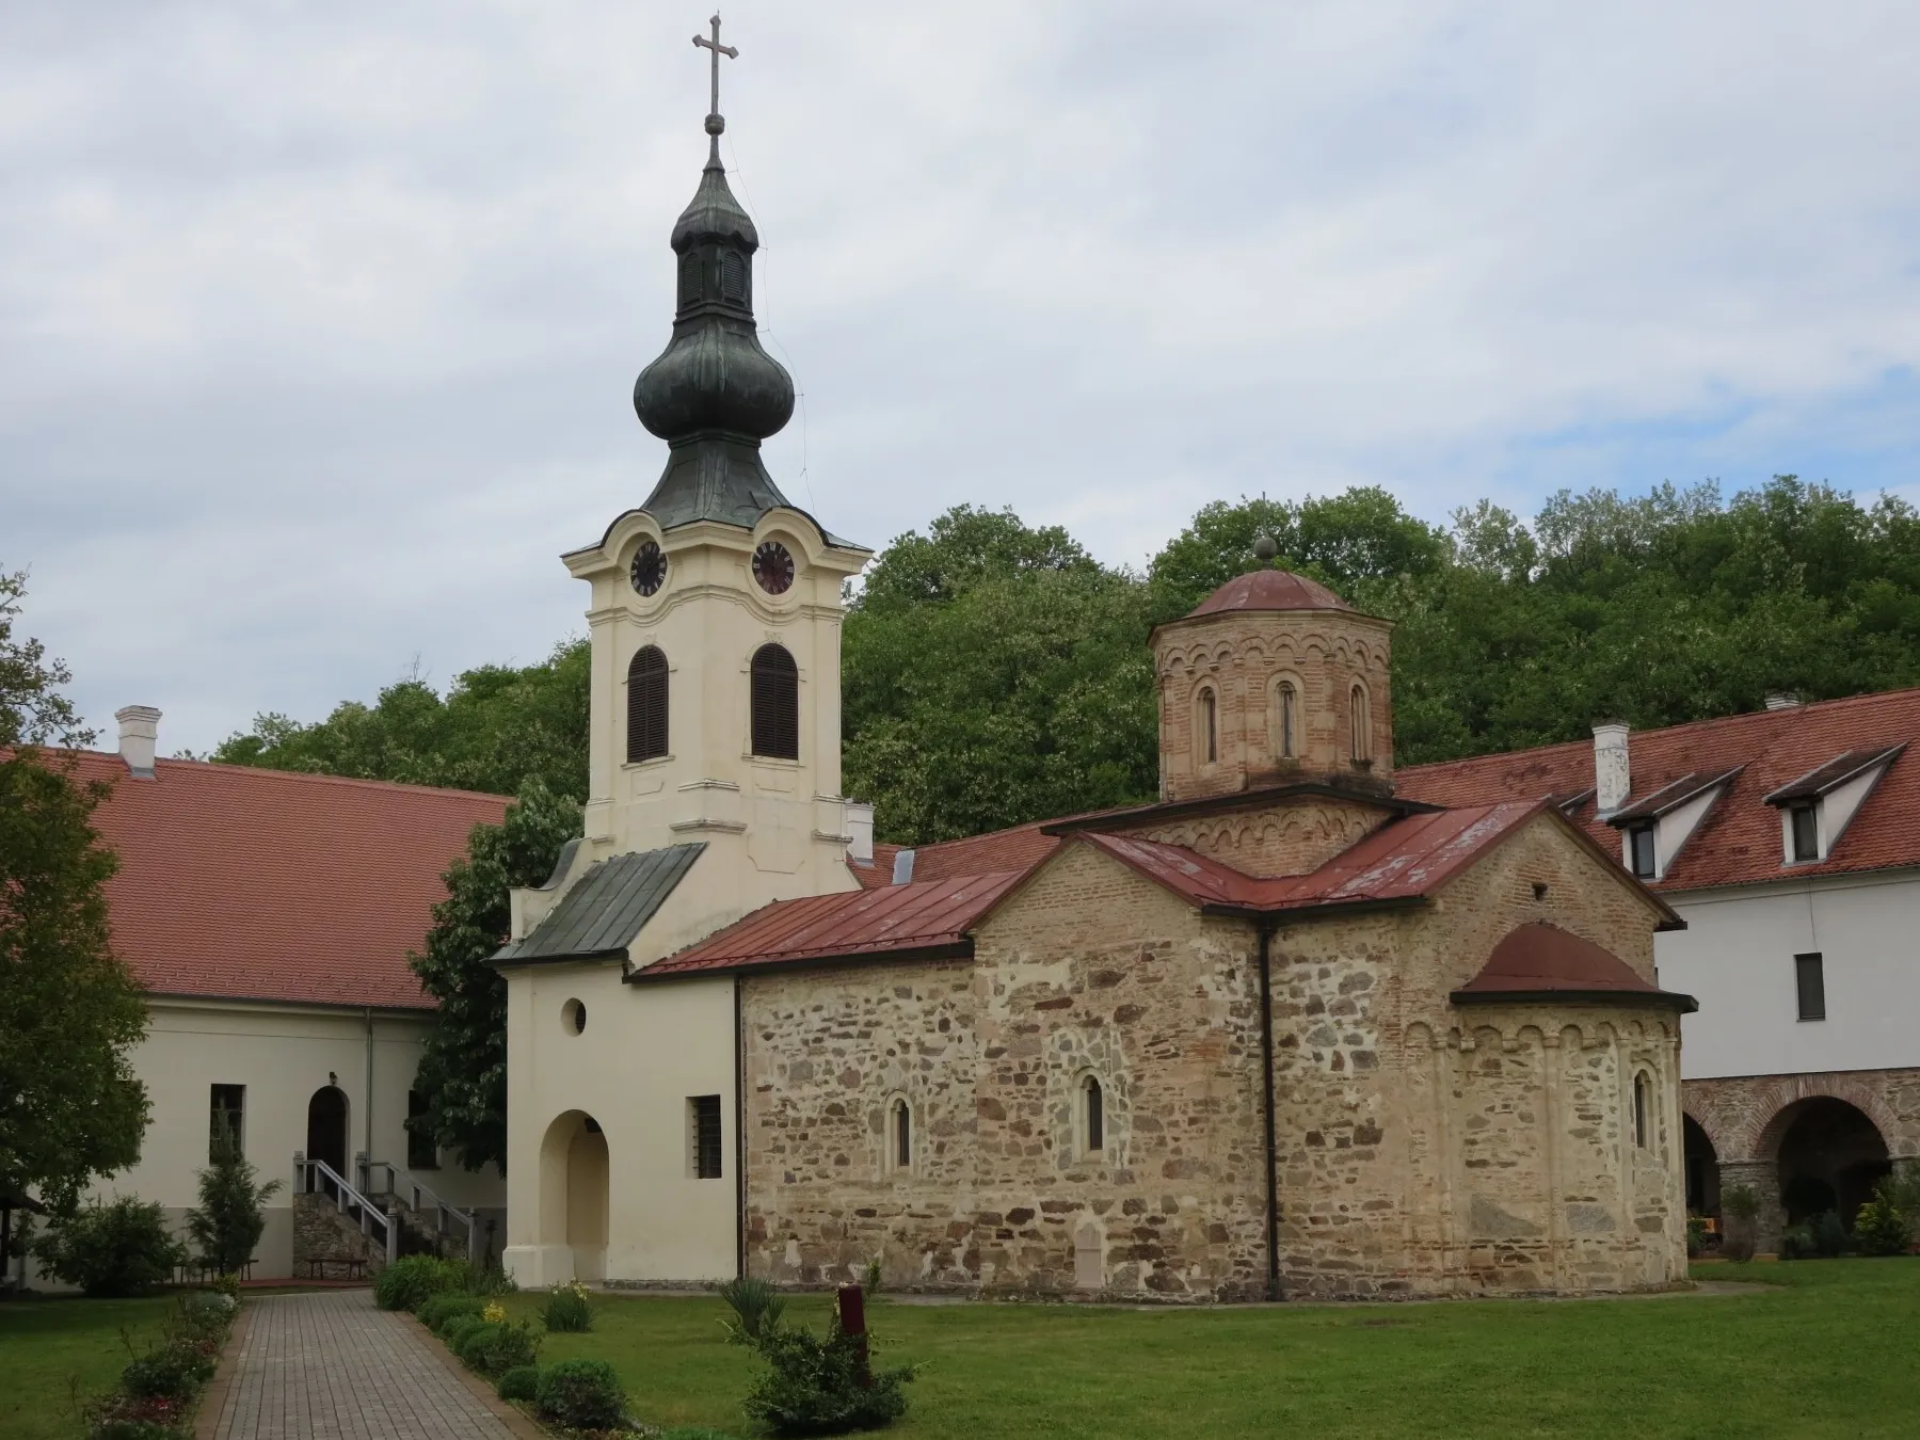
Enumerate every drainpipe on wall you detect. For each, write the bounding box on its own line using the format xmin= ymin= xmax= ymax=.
xmin=364 ymin=1008 xmax=376 ymax=1167
xmin=1257 ymin=920 xmax=1283 ymax=1301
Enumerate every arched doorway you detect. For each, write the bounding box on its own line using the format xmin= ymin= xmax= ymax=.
xmin=1773 ymin=1098 xmax=1890 ymax=1229
xmin=306 ymin=1086 xmax=350 ymax=1177
xmin=1683 ymin=1115 xmax=1720 ymax=1218
xmin=538 ymin=1111 xmax=609 ymax=1282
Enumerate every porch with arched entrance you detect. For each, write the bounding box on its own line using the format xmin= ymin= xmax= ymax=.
xmin=536 ymin=1110 xmax=610 ymax=1283
xmin=1707 ymin=1091 xmax=1897 ymax=1253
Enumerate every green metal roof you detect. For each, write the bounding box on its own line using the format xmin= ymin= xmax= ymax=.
xmin=493 ymin=842 xmax=704 ymax=966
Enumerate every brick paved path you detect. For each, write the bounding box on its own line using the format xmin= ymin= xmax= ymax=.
xmin=210 ymin=1288 xmax=519 ymax=1439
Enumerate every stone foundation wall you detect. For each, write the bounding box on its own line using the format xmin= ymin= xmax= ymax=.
xmin=292 ymin=1192 xmax=376 ymax=1278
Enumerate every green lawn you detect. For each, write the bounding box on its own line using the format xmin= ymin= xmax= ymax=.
xmin=499 ymin=1259 xmax=1920 ymax=1440
xmin=0 ymin=1294 xmax=172 ymax=1440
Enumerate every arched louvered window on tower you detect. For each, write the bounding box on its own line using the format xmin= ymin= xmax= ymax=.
xmin=627 ymin=646 xmax=669 ymax=763
xmin=750 ymin=643 xmax=799 ymax=760
xmin=1350 ymin=683 xmax=1372 ymax=765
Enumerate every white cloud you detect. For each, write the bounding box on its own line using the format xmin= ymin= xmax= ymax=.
xmin=3 ymin=0 xmax=1917 ymax=753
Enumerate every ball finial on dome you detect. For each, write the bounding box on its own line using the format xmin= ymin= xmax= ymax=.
xmin=1252 ymin=532 xmax=1279 ymax=564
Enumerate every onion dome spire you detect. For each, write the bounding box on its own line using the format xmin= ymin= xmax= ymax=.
xmin=633 ymin=14 xmax=797 ymax=531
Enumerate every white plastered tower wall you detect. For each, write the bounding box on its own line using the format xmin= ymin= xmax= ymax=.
xmin=500 ymin=514 xmax=866 ymax=1287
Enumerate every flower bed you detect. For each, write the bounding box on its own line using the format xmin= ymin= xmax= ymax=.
xmin=82 ymin=1282 xmax=239 ymax=1439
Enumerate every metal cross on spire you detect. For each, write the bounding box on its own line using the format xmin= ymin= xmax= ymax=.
xmin=693 ymin=13 xmax=738 ymax=154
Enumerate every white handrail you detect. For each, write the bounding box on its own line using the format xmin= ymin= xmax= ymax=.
xmin=357 ymin=1157 xmax=481 ymax=1263
xmin=293 ymin=1152 xmax=398 ymax=1266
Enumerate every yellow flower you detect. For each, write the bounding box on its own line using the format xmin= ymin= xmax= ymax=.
xmin=483 ymin=1301 xmax=506 ymax=1324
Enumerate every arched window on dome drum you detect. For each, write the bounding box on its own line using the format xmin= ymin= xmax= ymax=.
xmin=1199 ymin=687 xmax=1218 ymax=765
xmin=627 ymin=646 xmax=668 ymax=763
xmin=1350 ymin=683 xmax=1371 ymax=764
xmin=750 ymin=643 xmax=799 ymax=760
xmin=1277 ymin=681 xmax=1298 ymax=759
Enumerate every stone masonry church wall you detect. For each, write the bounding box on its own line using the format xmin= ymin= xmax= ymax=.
xmin=1266 ymin=816 xmax=1685 ymax=1297
xmin=740 ymin=815 xmax=1687 ymax=1301
xmin=743 ymin=843 xmax=1270 ymax=1300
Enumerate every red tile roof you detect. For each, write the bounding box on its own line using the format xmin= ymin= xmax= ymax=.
xmin=1395 ymin=688 xmax=1920 ymax=892
xmin=1453 ymin=921 xmax=1694 ymax=1010
xmin=1185 ymin=568 xmax=1351 ymax=618
xmin=641 ymin=870 xmax=1024 ymax=977
xmin=59 ymin=750 xmax=507 ymax=1009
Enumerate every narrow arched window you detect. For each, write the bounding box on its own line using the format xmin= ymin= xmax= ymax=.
xmin=1277 ymin=681 xmax=1297 ymax=759
xmin=627 ymin=646 xmax=668 ymax=763
xmin=891 ymin=1098 xmax=911 ymax=1171
xmin=750 ymin=643 xmax=799 ymax=759
xmin=1350 ymin=684 xmax=1371 ymax=764
xmin=1199 ymin=688 xmax=1218 ymax=765
xmin=1634 ymin=1072 xmax=1652 ymax=1150
xmin=1082 ymin=1075 xmax=1105 ymax=1155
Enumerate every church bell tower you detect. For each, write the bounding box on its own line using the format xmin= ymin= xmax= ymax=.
xmin=558 ymin=18 xmax=869 ymax=919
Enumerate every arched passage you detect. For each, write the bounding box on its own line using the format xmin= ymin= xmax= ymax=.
xmin=306 ymin=1086 xmax=349 ymax=1177
xmin=1770 ymin=1098 xmax=1890 ymax=1229
xmin=1683 ymin=1114 xmax=1720 ymax=1218
xmin=538 ymin=1110 xmax=610 ymax=1282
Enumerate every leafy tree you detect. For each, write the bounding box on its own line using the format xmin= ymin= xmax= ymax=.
xmin=844 ymin=508 xmax=1157 ymax=845
xmin=30 ymin=1195 xmax=185 ymax=1297
xmin=0 ymin=569 xmax=150 ymax=1256
xmin=212 ymin=639 xmax=590 ymax=801
xmin=185 ymin=1123 xmax=283 ymax=1275
xmin=408 ymin=780 xmax=582 ymax=1173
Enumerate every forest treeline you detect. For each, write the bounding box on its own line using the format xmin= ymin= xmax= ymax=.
xmin=212 ymin=477 xmax=1920 ymax=846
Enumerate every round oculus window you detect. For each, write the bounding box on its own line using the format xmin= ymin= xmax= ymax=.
xmin=630 ymin=541 xmax=667 ymax=597
xmin=752 ymin=540 xmax=795 ymax=596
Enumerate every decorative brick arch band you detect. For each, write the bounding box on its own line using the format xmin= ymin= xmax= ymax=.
xmin=1683 ymin=1072 xmax=1915 ymax=1164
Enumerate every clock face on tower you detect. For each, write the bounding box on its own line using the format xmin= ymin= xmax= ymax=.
xmin=630 ymin=541 xmax=667 ymax=597
xmin=752 ymin=540 xmax=795 ymax=596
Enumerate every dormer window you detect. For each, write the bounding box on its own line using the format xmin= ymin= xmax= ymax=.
xmin=1606 ymin=767 xmax=1742 ymax=884
xmin=1627 ymin=823 xmax=1656 ymax=879
xmin=1789 ymin=802 xmax=1819 ymax=863
xmin=1763 ymin=745 xmax=1903 ymax=867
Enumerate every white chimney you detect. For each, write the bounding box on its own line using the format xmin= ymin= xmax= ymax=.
xmin=1765 ymin=691 xmax=1802 ymax=710
xmin=116 ymin=705 xmax=161 ymax=778
xmin=1593 ymin=722 xmax=1630 ymax=815
xmin=846 ymin=801 xmax=875 ymax=864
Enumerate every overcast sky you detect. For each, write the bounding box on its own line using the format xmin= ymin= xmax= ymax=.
xmin=5 ymin=1 xmax=1917 ymax=756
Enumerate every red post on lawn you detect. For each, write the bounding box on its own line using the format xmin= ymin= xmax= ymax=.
xmin=836 ymin=1283 xmax=871 ymax=1386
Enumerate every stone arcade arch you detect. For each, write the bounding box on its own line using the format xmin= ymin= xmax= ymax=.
xmin=1683 ymin=1114 xmax=1720 ymax=1219
xmin=538 ymin=1110 xmax=611 ymax=1282
xmin=1764 ymin=1097 xmax=1891 ymax=1231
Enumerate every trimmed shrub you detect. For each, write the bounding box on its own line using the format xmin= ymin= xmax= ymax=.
xmin=184 ymin=1290 xmax=238 ymax=1324
xmin=460 ymin=1319 xmax=541 ymax=1378
xmin=542 ymin=1279 xmax=593 ymax=1333
xmin=496 ymin=1365 xmax=542 ymax=1402
xmin=716 ymin=1275 xmax=784 ymax=1345
xmin=660 ymin=1431 xmax=742 ymax=1440
xmin=92 ymin=1421 xmax=177 ymax=1440
xmin=121 ymin=1344 xmax=213 ymax=1401
xmin=455 ymin=1322 xmax=503 ymax=1370
xmin=374 ymin=1254 xmax=467 ymax=1312
xmin=536 ymin=1359 xmax=627 ymax=1430
xmin=31 ymin=1197 xmax=186 ymax=1298
xmin=419 ymin=1293 xmax=484 ymax=1334
xmin=742 ymin=1318 xmax=914 ymax=1436
xmin=441 ymin=1314 xmax=486 ymax=1351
